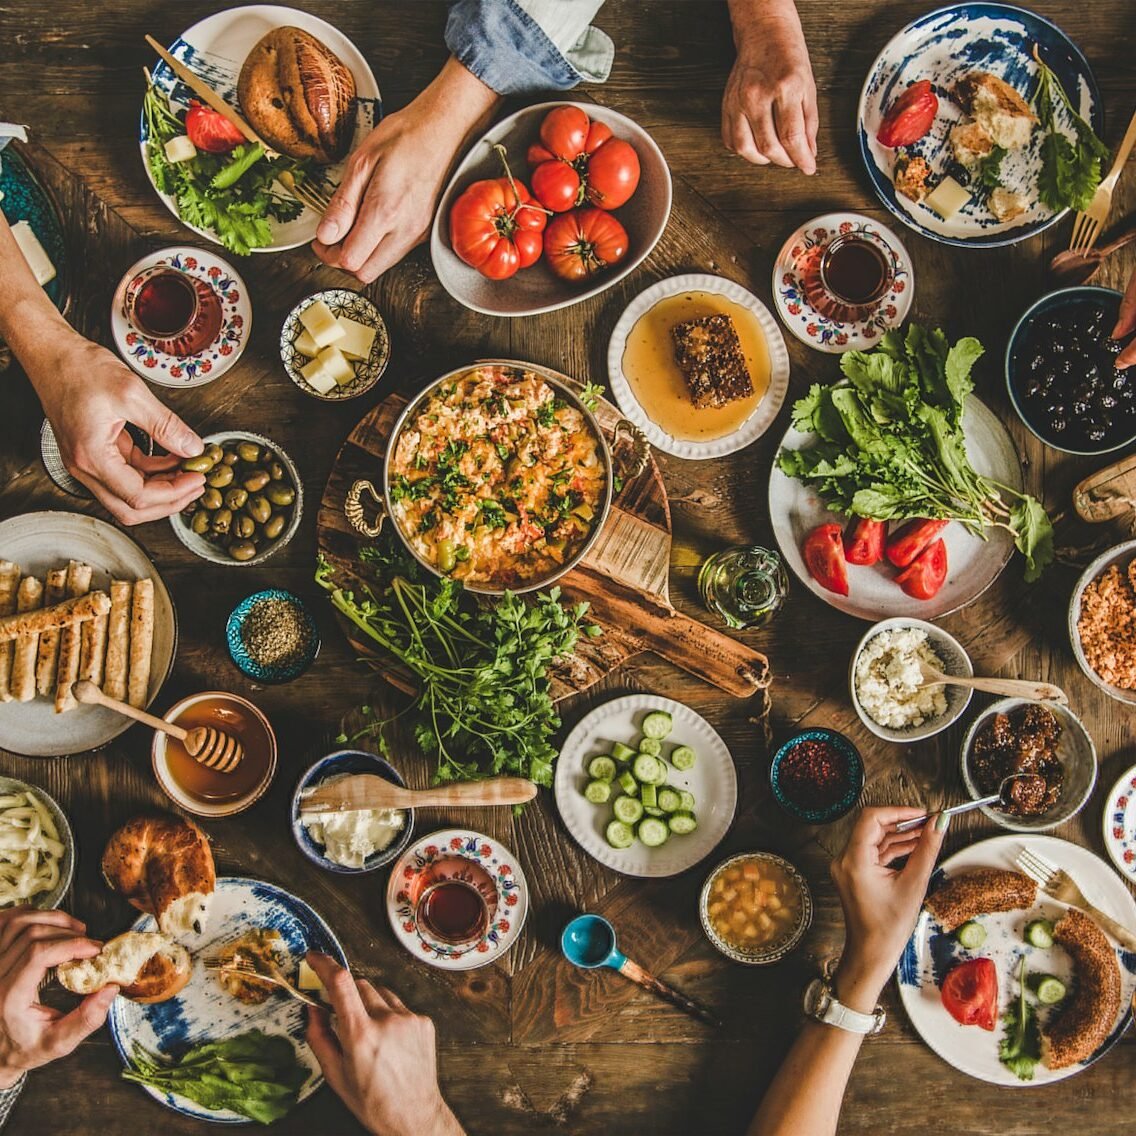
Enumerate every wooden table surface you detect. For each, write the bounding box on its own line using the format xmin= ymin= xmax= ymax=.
xmin=1 ymin=2 xmax=1135 ymax=1133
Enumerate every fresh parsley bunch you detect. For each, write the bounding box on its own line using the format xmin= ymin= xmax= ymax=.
xmin=776 ymin=323 xmax=1054 ymax=581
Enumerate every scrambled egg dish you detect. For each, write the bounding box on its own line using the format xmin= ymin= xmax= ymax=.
xmin=389 ymin=366 xmax=606 ymax=588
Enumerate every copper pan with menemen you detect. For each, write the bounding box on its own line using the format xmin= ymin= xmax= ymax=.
xmin=344 ymin=359 xmax=649 ymax=596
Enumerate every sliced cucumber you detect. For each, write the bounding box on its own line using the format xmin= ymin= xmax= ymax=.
xmin=588 ymin=755 xmax=617 ymax=782
xmin=617 ymin=771 xmax=638 ymax=797
xmin=644 ymin=805 xmax=665 ymax=817
xmin=638 ymin=816 xmax=670 ymax=846
xmin=638 ymin=737 xmax=663 ymax=756
xmin=611 ymin=741 xmax=636 ymax=764
xmin=605 ymin=819 xmax=635 ymax=849
xmin=613 ymin=795 xmax=644 ymax=825
xmin=640 ymin=783 xmax=658 ymax=809
xmin=641 ymin=710 xmax=673 ymax=740
xmin=657 ymin=787 xmax=682 ymax=813
xmin=671 ymin=745 xmax=696 ymax=771
xmin=956 ymin=921 xmax=986 ymax=950
xmin=667 ymin=811 xmax=697 ymax=835
xmin=678 ymin=790 xmax=696 ymax=812
xmin=584 ymin=779 xmax=611 ymax=804
xmin=1025 ymin=919 xmax=1055 ymax=950
xmin=1032 ymin=974 xmax=1066 ymax=1005
xmin=645 ymin=757 xmax=669 ymax=787
xmin=632 ymin=753 xmax=663 ymax=784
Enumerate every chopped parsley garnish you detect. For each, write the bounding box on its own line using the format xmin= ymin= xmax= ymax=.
xmin=495 ymin=443 xmax=511 ymax=462
xmin=536 ymin=402 xmax=557 ymax=428
xmin=479 ymin=500 xmax=508 ymax=529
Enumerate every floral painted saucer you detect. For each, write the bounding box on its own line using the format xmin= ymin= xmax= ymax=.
xmin=110 ymin=245 xmax=250 ymax=387
xmin=1103 ymin=763 xmax=1136 ymax=881
xmin=772 ymin=212 xmax=913 ymax=354
xmin=386 ymin=828 xmax=528 ymax=972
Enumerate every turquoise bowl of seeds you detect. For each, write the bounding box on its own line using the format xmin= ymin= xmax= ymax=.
xmin=226 ymin=589 xmax=320 ymax=684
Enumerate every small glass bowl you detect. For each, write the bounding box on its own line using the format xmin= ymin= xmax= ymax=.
xmin=770 ymin=728 xmax=864 ymax=824
xmin=226 ymin=588 xmax=320 ymax=684
xmin=699 ymin=852 xmax=812 ymax=965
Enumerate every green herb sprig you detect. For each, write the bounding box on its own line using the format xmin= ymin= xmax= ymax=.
xmin=999 ymin=958 xmax=1041 ymax=1081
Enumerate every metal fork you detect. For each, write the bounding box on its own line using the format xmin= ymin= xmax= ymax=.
xmin=278 ymin=170 xmax=334 ymax=216
xmin=1069 ymin=103 xmax=1136 ymax=252
xmin=204 ymin=956 xmax=324 ymax=1009
xmin=1014 ymin=846 xmax=1136 ymax=950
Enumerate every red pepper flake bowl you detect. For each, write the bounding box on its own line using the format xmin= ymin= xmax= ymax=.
xmin=770 ymin=728 xmax=864 ymax=824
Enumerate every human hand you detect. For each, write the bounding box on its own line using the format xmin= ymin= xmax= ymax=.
xmin=722 ymin=0 xmax=817 ymax=173
xmin=828 ymin=807 xmax=946 ymax=1011
xmin=304 ymin=953 xmax=463 ymax=1136
xmin=0 ymin=907 xmax=116 ymax=1089
xmin=1113 ymin=268 xmax=1136 ymax=368
xmin=30 ymin=334 xmax=204 ymax=525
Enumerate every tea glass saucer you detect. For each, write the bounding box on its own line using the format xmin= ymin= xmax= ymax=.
xmin=110 ymin=245 xmax=251 ymax=387
xmin=772 ymin=212 xmax=913 ymax=354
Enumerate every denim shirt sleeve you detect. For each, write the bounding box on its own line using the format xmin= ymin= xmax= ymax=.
xmin=445 ymin=0 xmax=614 ymax=95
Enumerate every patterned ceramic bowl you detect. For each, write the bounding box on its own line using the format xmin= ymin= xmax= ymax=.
xmin=1069 ymin=540 xmax=1136 ymax=706
xmin=770 ymin=728 xmax=864 ymax=823
xmin=0 ymin=776 xmax=74 ymax=911
xmin=226 ymin=588 xmax=320 ymax=684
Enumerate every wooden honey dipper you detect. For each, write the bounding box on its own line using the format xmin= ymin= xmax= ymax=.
xmin=72 ymin=680 xmax=244 ymax=772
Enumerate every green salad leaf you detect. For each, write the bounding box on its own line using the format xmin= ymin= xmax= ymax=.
xmin=999 ymin=958 xmax=1041 ymax=1081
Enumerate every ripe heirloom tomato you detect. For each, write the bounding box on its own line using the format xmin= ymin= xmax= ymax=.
xmin=940 ymin=958 xmax=997 ymax=1030
xmin=876 ymin=80 xmax=939 ymax=148
xmin=449 ymin=175 xmax=547 ymax=281
xmin=526 ymin=105 xmax=641 ymax=212
xmin=543 ymin=208 xmax=629 ymax=281
xmin=894 ymin=538 xmax=948 ymax=600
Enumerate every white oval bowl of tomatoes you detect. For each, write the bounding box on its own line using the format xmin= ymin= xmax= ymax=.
xmin=430 ymin=101 xmax=672 ymax=317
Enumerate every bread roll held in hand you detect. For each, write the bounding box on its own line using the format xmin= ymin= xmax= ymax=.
xmin=102 ymin=814 xmax=215 ymax=937
xmin=238 ymin=26 xmax=356 ymax=163
xmin=56 ymin=931 xmax=191 ymax=1004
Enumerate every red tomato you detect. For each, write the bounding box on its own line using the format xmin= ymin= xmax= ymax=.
xmin=843 ymin=518 xmax=887 ymax=566
xmin=876 ymin=80 xmax=939 ymax=148
xmin=885 ymin=518 xmax=949 ymax=568
xmin=537 ymin=105 xmax=591 ymax=161
xmin=941 ymin=958 xmax=997 ymax=1030
xmin=184 ymin=100 xmax=245 ymax=153
xmin=449 ymin=176 xmax=547 ymax=281
xmin=895 ymin=538 xmax=948 ymax=600
xmin=802 ymin=524 xmax=849 ymax=596
xmin=544 ymin=208 xmax=629 ymax=281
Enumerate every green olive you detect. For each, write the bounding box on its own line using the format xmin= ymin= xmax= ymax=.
xmin=267 ymin=461 xmax=285 ymax=481
xmin=265 ymin=483 xmax=295 ymax=507
xmin=242 ymin=469 xmax=270 ymax=493
xmin=236 ymin=441 xmax=261 ymax=464
xmin=199 ymin=488 xmax=224 ymax=511
xmin=205 ymin=442 xmax=224 ymax=464
xmin=438 ymin=538 xmax=457 ymax=572
xmin=190 ymin=509 xmax=211 ymax=535
xmin=210 ymin=508 xmax=233 ymax=536
xmin=224 ymin=487 xmax=249 ymax=510
xmin=180 ymin=452 xmax=216 ymax=473
xmin=206 ymin=464 xmax=235 ymax=489
xmin=228 ymin=540 xmax=258 ymax=562
xmin=262 ymin=513 xmax=286 ymax=540
xmin=247 ymin=494 xmax=271 ymax=524
xmin=222 ymin=450 xmax=239 ymax=466
xmin=234 ymin=513 xmax=256 ymax=539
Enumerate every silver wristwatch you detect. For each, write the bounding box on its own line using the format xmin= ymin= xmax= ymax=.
xmin=803 ymin=960 xmax=886 ymax=1035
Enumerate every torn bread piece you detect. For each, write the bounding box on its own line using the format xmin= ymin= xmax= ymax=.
xmin=954 ymin=71 xmax=1037 ymax=151
xmin=56 ymin=931 xmax=191 ymax=1004
xmin=923 ymin=868 xmax=1037 ymax=931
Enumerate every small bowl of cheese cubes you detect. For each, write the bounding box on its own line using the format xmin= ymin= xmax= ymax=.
xmin=280 ymin=289 xmax=391 ymax=401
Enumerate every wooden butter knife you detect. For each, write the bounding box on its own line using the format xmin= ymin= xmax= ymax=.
xmin=300 ymin=774 xmax=537 ymax=816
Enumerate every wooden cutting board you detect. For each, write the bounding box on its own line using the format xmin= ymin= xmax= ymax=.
xmin=316 ymin=378 xmax=771 ymax=702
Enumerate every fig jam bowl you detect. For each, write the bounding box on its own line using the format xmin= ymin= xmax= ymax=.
xmin=770 ymin=728 xmax=864 ymax=824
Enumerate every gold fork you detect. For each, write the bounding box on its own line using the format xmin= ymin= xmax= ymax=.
xmin=278 ymin=170 xmax=334 ymax=217
xmin=1069 ymin=103 xmax=1136 ymax=252
xmin=204 ymin=956 xmax=323 ymax=1009
xmin=1015 ymin=846 xmax=1136 ymax=950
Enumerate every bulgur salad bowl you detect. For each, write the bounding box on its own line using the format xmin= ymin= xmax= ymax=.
xmin=849 ymin=617 xmax=973 ymax=744
xmin=1069 ymin=539 xmax=1136 ymax=706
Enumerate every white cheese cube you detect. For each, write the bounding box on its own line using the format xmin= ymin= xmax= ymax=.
xmin=300 ymin=356 xmax=338 ymax=395
xmin=297 ymin=959 xmax=326 ymax=995
xmin=924 ymin=176 xmax=970 ymax=221
xmin=315 ymin=345 xmax=356 ymax=387
xmin=299 ymin=300 xmax=345 ymax=349
xmin=293 ymin=328 xmax=320 ymax=358
xmin=164 ymin=134 xmax=197 ymax=163
xmin=334 ymin=316 xmax=376 ymax=362
xmin=10 ymin=220 xmax=56 ymax=286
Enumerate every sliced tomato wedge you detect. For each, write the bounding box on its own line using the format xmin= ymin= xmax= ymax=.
xmin=895 ymin=538 xmax=948 ymax=600
xmin=876 ymin=80 xmax=939 ymax=148
xmin=885 ymin=518 xmax=949 ymax=568
xmin=843 ymin=518 xmax=887 ymax=566
xmin=941 ymin=957 xmax=997 ymax=1030
xmin=802 ymin=524 xmax=849 ymax=596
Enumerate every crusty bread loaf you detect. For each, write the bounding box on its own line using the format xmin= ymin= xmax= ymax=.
xmin=102 ymin=815 xmax=215 ymax=937
xmin=238 ymin=26 xmax=356 ymax=163
xmin=56 ymin=931 xmax=191 ymax=1004
xmin=923 ymin=868 xmax=1036 ymax=931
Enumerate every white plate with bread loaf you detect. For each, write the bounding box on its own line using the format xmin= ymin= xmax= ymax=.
xmin=142 ymin=5 xmax=380 ymax=252
xmin=0 ymin=511 xmax=175 ymax=756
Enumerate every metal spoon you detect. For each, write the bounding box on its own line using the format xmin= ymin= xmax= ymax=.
xmin=1049 ymin=227 xmax=1136 ymax=286
xmin=893 ymin=773 xmax=1033 ymax=833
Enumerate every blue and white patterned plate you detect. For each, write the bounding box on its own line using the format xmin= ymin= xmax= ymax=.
xmin=109 ymin=877 xmax=345 ymax=1124
xmin=899 ymin=834 xmax=1136 ymax=1086
xmin=139 ymin=6 xmax=381 ymax=252
xmin=858 ymin=3 xmax=1102 ymax=247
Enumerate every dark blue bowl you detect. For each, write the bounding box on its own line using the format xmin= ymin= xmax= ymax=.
xmin=770 ymin=728 xmax=864 ymax=824
xmin=226 ymin=588 xmax=320 ymax=684
xmin=291 ymin=750 xmax=415 ymax=874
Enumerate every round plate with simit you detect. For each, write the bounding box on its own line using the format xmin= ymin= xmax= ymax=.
xmin=385 ymin=828 xmax=528 ymax=971
xmin=110 ymin=246 xmax=251 ymax=387
xmin=772 ymin=213 xmax=913 ymax=354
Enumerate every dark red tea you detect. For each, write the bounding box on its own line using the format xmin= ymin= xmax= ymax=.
xmin=819 ymin=235 xmax=890 ymax=305
xmin=133 ymin=269 xmax=198 ymax=337
xmin=418 ymin=879 xmax=488 ymax=944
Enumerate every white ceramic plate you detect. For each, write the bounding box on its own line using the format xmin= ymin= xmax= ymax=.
xmin=768 ymin=395 xmax=1021 ymax=621
xmin=605 ymin=273 xmax=791 ymax=459
xmin=0 ymin=512 xmax=176 ymax=756
xmin=898 ymin=834 xmax=1136 ymax=1086
xmin=1103 ymin=763 xmax=1136 ymax=882
xmin=140 ymin=5 xmax=381 ymax=252
xmin=385 ymin=828 xmax=529 ymax=972
xmin=110 ymin=246 xmax=251 ymax=388
xmin=430 ymin=101 xmax=671 ymax=317
xmin=109 ymin=877 xmax=345 ymax=1124
xmin=554 ymin=694 xmax=737 ymax=878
